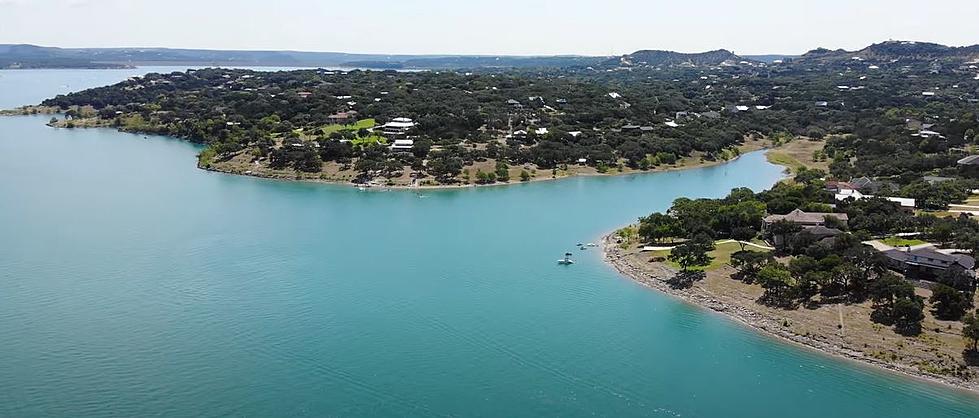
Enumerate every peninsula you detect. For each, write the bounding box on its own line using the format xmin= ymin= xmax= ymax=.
xmin=22 ymin=41 xmax=979 ymax=189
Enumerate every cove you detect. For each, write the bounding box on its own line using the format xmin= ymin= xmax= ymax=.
xmin=1 ymin=69 xmax=978 ymax=417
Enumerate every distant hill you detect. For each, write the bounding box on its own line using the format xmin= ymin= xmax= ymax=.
xmin=0 ymin=44 xmax=604 ymax=70
xmin=743 ymin=54 xmax=799 ymax=63
xmin=606 ymin=49 xmax=752 ymax=67
xmin=6 ymin=41 xmax=978 ymax=71
xmin=796 ymin=41 xmax=979 ymax=64
xmin=0 ymin=44 xmax=130 ymax=69
xmin=342 ymin=55 xmax=605 ymax=70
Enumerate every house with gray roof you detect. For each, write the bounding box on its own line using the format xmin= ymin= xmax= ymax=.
xmin=763 ymin=209 xmax=848 ymax=229
xmin=957 ymin=155 xmax=979 ymax=166
xmin=881 ymin=247 xmax=976 ymax=285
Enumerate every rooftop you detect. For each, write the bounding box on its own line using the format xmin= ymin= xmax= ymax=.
xmin=764 ymin=208 xmax=848 ymax=224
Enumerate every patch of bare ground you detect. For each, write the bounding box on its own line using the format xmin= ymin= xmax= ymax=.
xmin=765 ymin=138 xmax=830 ymax=173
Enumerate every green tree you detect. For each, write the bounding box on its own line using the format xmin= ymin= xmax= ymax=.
xmin=731 ymin=251 xmax=772 ymax=283
xmin=757 ymin=262 xmax=796 ymax=306
xmin=869 ymin=272 xmax=917 ymax=324
xmin=929 ymin=284 xmax=973 ymax=320
xmin=638 ymin=213 xmax=680 ymax=244
xmin=963 ymin=312 xmax=979 ymax=351
xmin=730 ymin=227 xmax=757 ymax=251
xmin=668 ymin=234 xmax=715 ymax=271
xmin=495 ymin=161 xmax=510 ymax=182
xmin=520 ymin=170 xmax=531 ymax=182
xmin=891 ymin=296 xmax=925 ymax=335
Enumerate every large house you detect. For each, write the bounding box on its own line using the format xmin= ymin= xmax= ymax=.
xmin=327 ymin=110 xmax=358 ymax=123
xmin=834 ymin=189 xmax=916 ymax=212
xmin=882 ymin=247 xmax=976 ymax=284
xmin=381 ymin=117 xmax=415 ymax=138
xmin=763 ymin=209 xmax=849 ymax=229
xmin=762 ymin=209 xmax=849 ymax=247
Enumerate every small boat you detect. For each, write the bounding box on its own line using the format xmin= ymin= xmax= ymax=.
xmin=557 ymin=252 xmax=575 ymax=265
xmin=586 ymin=243 xmax=597 ymax=247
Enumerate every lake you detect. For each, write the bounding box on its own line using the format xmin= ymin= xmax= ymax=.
xmin=1 ymin=68 xmax=978 ymax=417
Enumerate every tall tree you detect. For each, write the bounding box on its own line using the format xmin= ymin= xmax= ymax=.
xmin=929 ymin=284 xmax=973 ymax=320
xmin=668 ymin=234 xmax=715 ymax=271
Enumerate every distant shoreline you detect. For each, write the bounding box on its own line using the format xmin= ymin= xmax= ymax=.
xmin=600 ymin=233 xmax=979 ymax=395
xmin=0 ymin=109 xmax=774 ymax=191
xmin=200 ymin=146 xmax=769 ymax=191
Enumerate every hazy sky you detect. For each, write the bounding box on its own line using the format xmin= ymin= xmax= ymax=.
xmin=2 ymin=0 xmax=978 ymax=56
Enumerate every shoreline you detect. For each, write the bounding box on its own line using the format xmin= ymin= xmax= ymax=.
xmin=198 ymin=137 xmax=772 ymax=191
xmin=600 ymin=232 xmax=979 ymax=395
xmin=201 ymin=148 xmax=766 ymax=191
xmin=4 ymin=111 xmax=779 ymax=192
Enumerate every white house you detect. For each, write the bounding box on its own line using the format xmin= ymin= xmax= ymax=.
xmin=390 ymin=139 xmax=414 ymax=151
xmin=835 ymin=189 xmax=916 ymax=211
xmin=382 ymin=117 xmax=415 ymax=137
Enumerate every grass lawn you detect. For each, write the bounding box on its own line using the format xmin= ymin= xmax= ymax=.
xmin=320 ymin=118 xmax=377 ymax=135
xmin=765 ymin=151 xmax=804 ymax=173
xmin=880 ymin=237 xmax=927 ymax=247
xmin=765 ymin=139 xmax=829 ymax=174
xmin=649 ymin=241 xmax=770 ymax=271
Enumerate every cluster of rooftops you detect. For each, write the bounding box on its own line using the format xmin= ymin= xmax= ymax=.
xmin=763 ymin=208 xmax=976 ymax=279
xmin=825 ymin=177 xmax=916 ymax=210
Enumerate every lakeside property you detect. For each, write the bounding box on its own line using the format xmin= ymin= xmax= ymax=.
xmin=601 ymin=160 xmax=979 ymax=393
xmin=604 ymin=233 xmax=979 ymax=392
xmin=25 ymin=45 xmax=979 ymax=193
xmin=23 ymin=103 xmax=774 ymax=189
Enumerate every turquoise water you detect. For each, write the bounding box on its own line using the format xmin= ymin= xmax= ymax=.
xmin=1 ymin=70 xmax=978 ymax=417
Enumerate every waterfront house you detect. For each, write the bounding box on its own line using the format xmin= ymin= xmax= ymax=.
xmin=763 ymin=209 xmax=848 ymax=229
xmin=882 ymin=247 xmax=976 ymax=284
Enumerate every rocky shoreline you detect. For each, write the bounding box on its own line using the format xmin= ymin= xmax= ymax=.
xmin=601 ymin=232 xmax=979 ymax=394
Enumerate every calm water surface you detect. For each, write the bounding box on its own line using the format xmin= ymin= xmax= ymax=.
xmin=1 ymin=69 xmax=978 ymax=417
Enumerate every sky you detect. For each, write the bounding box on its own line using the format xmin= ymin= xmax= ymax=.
xmin=1 ymin=0 xmax=978 ymax=56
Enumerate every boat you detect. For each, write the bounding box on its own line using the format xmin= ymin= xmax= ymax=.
xmin=557 ymin=252 xmax=575 ymax=265
xmin=586 ymin=242 xmax=597 ymax=247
